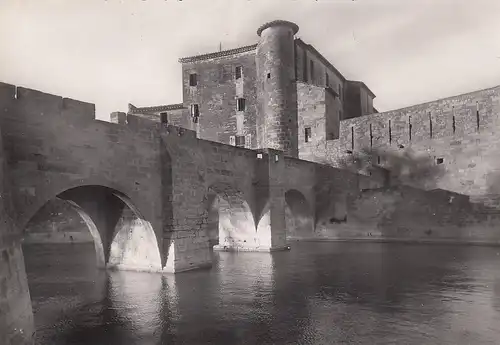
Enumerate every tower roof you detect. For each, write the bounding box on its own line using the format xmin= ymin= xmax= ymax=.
xmin=257 ymin=20 xmax=299 ymax=37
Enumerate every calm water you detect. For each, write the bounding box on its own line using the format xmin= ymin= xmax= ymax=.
xmin=23 ymin=241 xmax=500 ymax=345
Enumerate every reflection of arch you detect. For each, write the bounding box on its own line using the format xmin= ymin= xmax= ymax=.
xmin=23 ymin=185 xmax=163 ymax=273
xmin=205 ymin=183 xmax=256 ymax=250
xmin=284 ymin=189 xmax=314 ymax=239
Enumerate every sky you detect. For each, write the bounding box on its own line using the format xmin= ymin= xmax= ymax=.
xmin=1 ymin=0 xmax=499 ymax=121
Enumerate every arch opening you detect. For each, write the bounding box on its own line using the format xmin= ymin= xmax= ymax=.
xmin=285 ymin=189 xmax=314 ymax=240
xmin=22 ymin=185 xmax=163 ymax=276
xmin=22 ymin=185 xmax=163 ymax=341
xmin=205 ymin=184 xmax=257 ymax=251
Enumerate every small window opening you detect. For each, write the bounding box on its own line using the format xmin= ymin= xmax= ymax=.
xmin=189 ymin=73 xmax=197 ymax=86
xmin=429 ymin=112 xmax=433 ymax=138
xmin=305 ymin=127 xmax=312 ymax=143
xmin=229 ymin=136 xmax=236 ymax=146
xmin=408 ymin=116 xmax=412 ymax=141
xmin=436 ymin=157 xmax=444 ymax=165
xmin=235 ymin=135 xmax=245 ymax=147
xmin=325 ymin=72 xmax=329 ymax=87
xmin=190 ymin=104 xmax=199 ymax=123
xmin=476 ymin=101 xmax=480 ymax=131
xmin=310 ymin=60 xmax=314 ymax=83
xmin=267 ymin=73 xmax=271 ymax=79
xmin=160 ymin=112 xmax=168 ymax=124
xmin=369 ymin=124 xmax=373 ymax=148
xmin=377 ymin=156 xmax=381 ymax=164
xmin=351 ymin=126 xmax=354 ymax=150
xmin=237 ymin=98 xmax=246 ymax=111
xmin=388 ymin=120 xmax=392 ymax=144
xmin=235 ymin=66 xmax=242 ymax=80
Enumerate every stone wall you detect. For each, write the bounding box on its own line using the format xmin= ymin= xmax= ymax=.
xmin=308 ymin=185 xmax=500 ymax=245
xmin=297 ymin=82 xmax=342 ymax=163
xmin=181 ymin=50 xmax=258 ymax=149
xmin=0 ymin=88 xmax=34 ymax=343
xmin=321 ymin=85 xmax=500 ymax=201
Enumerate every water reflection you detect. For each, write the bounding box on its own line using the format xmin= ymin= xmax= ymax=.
xmin=23 ymin=242 xmax=500 ymax=345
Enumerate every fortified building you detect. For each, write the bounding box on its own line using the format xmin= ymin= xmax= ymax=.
xmin=127 ymin=20 xmax=500 ymax=208
xmin=1 ymin=20 xmax=500 ymax=345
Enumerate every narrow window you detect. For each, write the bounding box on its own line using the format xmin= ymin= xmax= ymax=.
xmin=338 ymin=84 xmax=342 ymax=99
xmin=229 ymin=136 xmax=236 ymax=146
xmin=436 ymin=157 xmax=444 ymax=165
xmin=452 ymin=106 xmax=456 ymax=134
xmin=305 ymin=127 xmax=312 ymax=143
xmin=369 ymin=124 xmax=373 ymax=148
xmin=351 ymin=126 xmax=354 ymax=150
xmin=429 ymin=112 xmax=433 ymax=138
xmin=408 ymin=115 xmax=412 ymax=141
xmin=190 ymin=104 xmax=199 ymax=123
xmin=235 ymin=66 xmax=242 ymax=80
xmin=189 ymin=73 xmax=197 ymax=86
xmin=388 ymin=120 xmax=392 ymax=144
xmin=160 ymin=112 xmax=168 ymax=124
xmin=237 ymin=98 xmax=246 ymax=111
xmin=267 ymin=73 xmax=271 ymax=79
xmin=476 ymin=101 xmax=480 ymax=131
xmin=339 ymin=110 xmax=342 ymax=120
xmin=310 ymin=60 xmax=314 ymax=83
xmin=325 ymin=72 xmax=329 ymax=87
xmin=377 ymin=156 xmax=381 ymax=164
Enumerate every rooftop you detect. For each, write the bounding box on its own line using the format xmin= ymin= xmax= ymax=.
xmin=128 ymin=103 xmax=185 ymax=114
xmin=178 ymin=44 xmax=257 ymax=64
xmin=256 ymin=20 xmax=299 ymax=36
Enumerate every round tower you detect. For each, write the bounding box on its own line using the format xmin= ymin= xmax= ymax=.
xmin=255 ymin=20 xmax=299 ymax=157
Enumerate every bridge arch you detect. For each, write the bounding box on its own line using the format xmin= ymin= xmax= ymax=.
xmin=23 ymin=184 xmax=162 ymax=272
xmin=284 ymin=189 xmax=314 ymax=240
xmin=204 ymin=183 xmax=257 ymax=250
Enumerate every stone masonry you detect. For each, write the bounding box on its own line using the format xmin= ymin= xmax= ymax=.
xmin=2 ymin=19 xmax=500 ymax=345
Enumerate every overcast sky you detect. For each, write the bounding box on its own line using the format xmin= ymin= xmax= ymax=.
xmin=1 ymin=0 xmax=499 ymax=120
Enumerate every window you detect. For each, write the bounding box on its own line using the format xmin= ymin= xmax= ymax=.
xmin=235 ymin=66 xmax=242 ymax=80
xmin=304 ymin=127 xmax=312 ymax=143
xmin=237 ymin=98 xmax=246 ymax=111
xmin=310 ymin=60 xmax=314 ymax=83
xmin=267 ymin=73 xmax=271 ymax=79
xmin=189 ymin=73 xmax=197 ymax=86
xmin=235 ymin=135 xmax=245 ymax=147
xmin=229 ymin=136 xmax=236 ymax=146
xmin=436 ymin=158 xmax=444 ymax=165
xmin=325 ymin=72 xmax=329 ymax=87
xmin=338 ymin=84 xmax=342 ymax=99
xmin=339 ymin=110 xmax=342 ymax=120
xmin=190 ymin=104 xmax=199 ymax=123
xmin=160 ymin=112 xmax=168 ymax=124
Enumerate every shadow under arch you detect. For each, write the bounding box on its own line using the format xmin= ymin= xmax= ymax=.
xmin=204 ymin=182 xmax=258 ymax=250
xmin=23 ymin=184 xmax=163 ymax=273
xmin=284 ymin=189 xmax=314 ymax=240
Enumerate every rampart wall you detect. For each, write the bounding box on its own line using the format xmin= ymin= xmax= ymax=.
xmin=320 ymin=85 xmax=500 ymax=201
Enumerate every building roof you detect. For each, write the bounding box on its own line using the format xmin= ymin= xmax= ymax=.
xmin=257 ymin=20 xmax=299 ymax=36
xmin=346 ymin=80 xmax=376 ymax=99
xmin=128 ymin=103 xmax=185 ymax=114
xmin=295 ymin=38 xmax=347 ymax=82
xmin=178 ymin=44 xmax=257 ymax=64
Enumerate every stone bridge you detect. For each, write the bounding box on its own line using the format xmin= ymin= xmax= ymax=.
xmin=0 ymin=82 xmax=385 ymax=344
